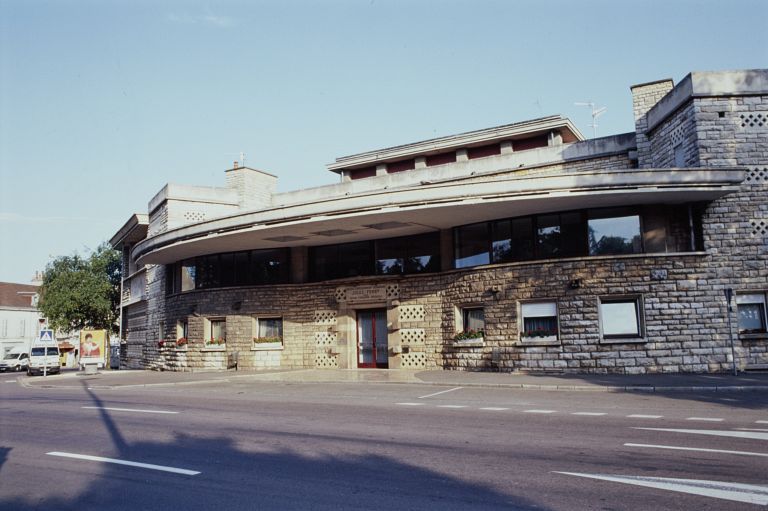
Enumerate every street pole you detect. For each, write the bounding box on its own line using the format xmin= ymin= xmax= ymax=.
xmin=724 ymin=288 xmax=737 ymax=376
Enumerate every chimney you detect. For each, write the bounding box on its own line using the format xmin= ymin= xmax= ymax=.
xmin=630 ymin=78 xmax=674 ymax=168
xmin=233 ymin=161 xmax=240 ymax=169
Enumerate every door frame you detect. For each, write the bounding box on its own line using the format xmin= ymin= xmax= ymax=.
xmin=356 ymin=308 xmax=388 ymax=369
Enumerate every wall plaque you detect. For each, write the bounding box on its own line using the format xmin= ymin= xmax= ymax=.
xmin=341 ymin=286 xmax=388 ymax=304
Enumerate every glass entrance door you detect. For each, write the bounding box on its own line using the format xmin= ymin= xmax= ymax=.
xmin=357 ymin=309 xmax=388 ymax=368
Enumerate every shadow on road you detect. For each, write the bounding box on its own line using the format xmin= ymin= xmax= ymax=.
xmin=0 ymin=381 xmax=549 ymax=511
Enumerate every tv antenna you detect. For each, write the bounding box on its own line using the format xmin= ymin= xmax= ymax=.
xmin=225 ymin=152 xmax=247 ymax=167
xmin=574 ymin=102 xmax=607 ymax=138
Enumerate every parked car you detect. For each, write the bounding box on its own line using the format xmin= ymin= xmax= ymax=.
xmin=0 ymin=351 xmax=29 ymax=372
xmin=27 ymin=346 xmax=61 ymax=376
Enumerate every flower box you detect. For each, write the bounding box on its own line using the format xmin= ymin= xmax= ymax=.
xmin=453 ymin=329 xmax=484 ymax=342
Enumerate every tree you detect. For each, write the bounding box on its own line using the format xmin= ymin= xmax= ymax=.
xmin=38 ymin=243 xmax=122 ymax=334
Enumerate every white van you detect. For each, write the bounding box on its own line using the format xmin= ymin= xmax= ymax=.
xmin=0 ymin=350 xmax=29 ymax=372
xmin=27 ymin=345 xmax=61 ymax=376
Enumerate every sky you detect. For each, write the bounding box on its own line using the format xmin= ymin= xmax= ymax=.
xmin=1 ymin=0 xmax=766 ymax=283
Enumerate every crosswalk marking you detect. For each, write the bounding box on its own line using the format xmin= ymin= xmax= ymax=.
xmin=554 ymin=472 xmax=768 ymax=505
xmin=634 ymin=427 xmax=768 ymax=441
xmin=624 ymin=442 xmax=768 ymax=458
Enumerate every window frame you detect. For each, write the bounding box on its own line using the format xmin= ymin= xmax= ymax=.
xmin=253 ymin=316 xmax=284 ymax=349
xmin=598 ymin=295 xmax=645 ymax=343
xmin=519 ymin=300 xmax=560 ymax=345
xmin=454 ymin=305 xmax=485 ymax=343
xmin=204 ymin=318 xmax=227 ymax=349
xmin=175 ymin=319 xmax=189 ymax=350
xmin=736 ymin=292 xmax=768 ymax=336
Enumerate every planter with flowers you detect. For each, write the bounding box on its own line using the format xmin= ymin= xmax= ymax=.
xmin=175 ymin=337 xmax=188 ymax=350
xmin=453 ymin=329 xmax=484 ymax=345
xmin=204 ymin=337 xmax=226 ymax=350
xmin=252 ymin=336 xmax=283 ymax=351
xmin=520 ymin=328 xmax=558 ymax=344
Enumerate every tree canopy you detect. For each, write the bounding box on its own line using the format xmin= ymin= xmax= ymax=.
xmin=38 ymin=244 xmax=122 ymax=333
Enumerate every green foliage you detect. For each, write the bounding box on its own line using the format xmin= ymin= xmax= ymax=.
xmin=453 ymin=329 xmax=484 ymax=341
xmin=38 ymin=243 xmax=122 ymax=333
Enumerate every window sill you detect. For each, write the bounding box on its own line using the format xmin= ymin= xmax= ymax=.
xmin=600 ymin=337 xmax=646 ymax=345
xmin=520 ymin=337 xmax=560 ymax=346
xmin=201 ymin=347 xmax=226 ymax=352
xmin=452 ymin=338 xmax=484 ymax=348
xmin=251 ymin=344 xmax=284 ymax=351
xmin=740 ymin=333 xmax=768 ymax=341
xmin=173 ymin=348 xmax=188 ymax=352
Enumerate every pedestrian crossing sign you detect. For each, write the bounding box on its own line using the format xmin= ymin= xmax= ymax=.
xmin=39 ymin=329 xmax=55 ymax=342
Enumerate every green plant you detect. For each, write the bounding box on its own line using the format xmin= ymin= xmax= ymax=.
xmin=453 ymin=329 xmax=484 ymax=341
xmin=253 ymin=336 xmax=282 ymax=344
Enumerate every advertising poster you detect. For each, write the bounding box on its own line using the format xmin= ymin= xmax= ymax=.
xmin=80 ymin=329 xmax=107 ymax=366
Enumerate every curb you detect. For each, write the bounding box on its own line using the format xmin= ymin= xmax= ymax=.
xmin=15 ymin=374 xmax=768 ymax=393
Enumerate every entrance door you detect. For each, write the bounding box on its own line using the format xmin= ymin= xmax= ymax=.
xmin=357 ymin=309 xmax=388 ymax=368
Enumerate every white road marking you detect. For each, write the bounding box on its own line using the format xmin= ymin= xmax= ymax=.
xmin=572 ymin=412 xmax=606 ymax=416
xmin=437 ymin=405 xmax=467 ymax=409
xmin=524 ymin=409 xmax=556 ymax=414
xmin=5 ymin=380 xmax=15 ymax=383
xmin=634 ymin=427 xmax=768 ymax=441
xmin=554 ymin=472 xmax=768 ymax=505
xmin=418 ymin=387 xmax=463 ymax=399
xmin=686 ymin=417 xmax=723 ymax=422
xmin=627 ymin=414 xmax=662 ymax=419
xmin=625 ymin=443 xmax=768 ymax=458
xmin=479 ymin=407 xmax=509 ymax=411
xmin=395 ymin=402 xmax=424 ymax=406
xmin=82 ymin=406 xmax=178 ymax=415
xmin=46 ymin=452 xmax=200 ymax=476
xmin=736 ymin=428 xmax=768 ymax=432
xmin=757 ymin=420 xmax=768 ymax=424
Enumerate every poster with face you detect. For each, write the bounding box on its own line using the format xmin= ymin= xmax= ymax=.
xmin=80 ymin=330 xmax=106 ymax=364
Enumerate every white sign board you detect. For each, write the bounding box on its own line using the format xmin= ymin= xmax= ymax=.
xmin=38 ymin=329 xmax=56 ymax=344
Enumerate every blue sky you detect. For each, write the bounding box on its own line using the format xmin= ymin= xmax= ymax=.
xmin=1 ymin=0 xmax=766 ymax=283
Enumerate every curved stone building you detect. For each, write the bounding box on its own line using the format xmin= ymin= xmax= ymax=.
xmin=111 ymin=69 xmax=768 ymax=374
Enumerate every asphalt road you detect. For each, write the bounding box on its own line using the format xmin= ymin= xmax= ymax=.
xmin=1 ymin=376 xmax=767 ymax=510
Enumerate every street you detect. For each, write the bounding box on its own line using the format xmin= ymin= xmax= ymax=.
xmin=1 ymin=372 xmax=767 ymax=510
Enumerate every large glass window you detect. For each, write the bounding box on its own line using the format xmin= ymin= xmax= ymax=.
xmin=536 ymin=212 xmax=584 ymax=258
xmin=736 ymin=293 xmax=767 ymax=334
xmin=455 ymin=222 xmax=490 ymax=268
xmin=588 ymin=209 xmax=642 ymax=256
xmin=492 ymin=218 xmax=535 ymax=263
xmin=376 ymin=237 xmax=407 ymax=275
xmin=599 ymin=297 xmax=644 ymax=340
xmin=405 ymin=232 xmax=441 ymax=273
xmin=181 ymin=260 xmax=196 ymax=291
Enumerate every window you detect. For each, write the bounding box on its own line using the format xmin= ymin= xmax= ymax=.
xmin=376 ymin=232 xmax=440 ymax=275
xmin=176 ymin=319 xmax=188 ymax=348
xmin=206 ymin=318 xmax=226 ymax=347
xmin=536 ymin=212 xmax=584 ymax=258
xmin=491 ymin=217 xmax=534 ymax=263
xmin=254 ymin=317 xmax=283 ymax=346
xmin=455 ymin=307 xmax=485 ymax=341
xmin=588 ymin=209 xmax=642 ymax=256
xmin=455 ymin=222 xmax=490 ymax=268
xmin=520 ymin=302 xmax=558 ymax=342
xmin=674 ymin=143 xmax=686 ymax=167
xmin=599 ymin=297 xmax=644 ymax=340
xmin=736 ymin=293 xmax=767 ymax=334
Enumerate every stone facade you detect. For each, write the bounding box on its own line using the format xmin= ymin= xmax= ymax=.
xmin=113 ymin=69 xmax=768 ymax=374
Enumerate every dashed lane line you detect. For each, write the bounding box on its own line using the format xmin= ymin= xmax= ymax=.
xmin=479 ymin=407 xmax=509 ymax=411
xmin=395 ymin=402 xmax=424 ymax=406
xmin=735 ymin=428 xmax=768 ymax=432
xmin=685 ymin=417 xmax=724 ymax=422
xmin=82 ymin=406 xmax=178 ymax=414
xmin=437 ymin=405 xmax=467 ymax=409
xmin=571 ymin=412 xmax=607 ymax=416
xmin=47 ymin=452 xmax=200 ymax=476
xmin=523 ymin=409 xmax=557 ymax=414
xmin=757 ymin=420 xmax=768 ymax=424
xmin=624 ymin=443 xmax=768 ymax=458
xmin=417 ymin=387 xmax=463 ymax=399
xmin=627 ymin=414 xmax=663 ymax=419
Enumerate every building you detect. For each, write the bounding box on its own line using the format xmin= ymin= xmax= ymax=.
xmin=0 ymin=281 xmax=43 ymax=357
xmin=111 ymin=69 xmax=767 ymax=374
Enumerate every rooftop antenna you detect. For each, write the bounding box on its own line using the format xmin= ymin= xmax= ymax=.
xmin=574 ymin=101 xmax=607 ymax=138
xmin=225 ymin=152 xmax=246 ymax=167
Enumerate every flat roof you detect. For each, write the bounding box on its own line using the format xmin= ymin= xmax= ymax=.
xmin=327 ymin=115 xmax=584 ymax=173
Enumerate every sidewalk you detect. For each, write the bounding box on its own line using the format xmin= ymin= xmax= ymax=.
xmin=16 ymin=367 xmax=768 ymax=392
